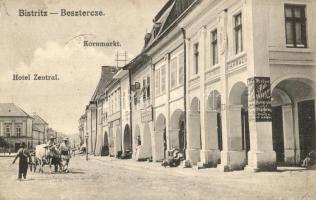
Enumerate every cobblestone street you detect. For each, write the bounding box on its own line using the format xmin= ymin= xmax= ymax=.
xmin=0 ymin=155 xmax=315 ymax=200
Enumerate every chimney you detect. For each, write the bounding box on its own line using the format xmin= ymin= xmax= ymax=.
xmin=144 ymin=33 xmax=152 ymax=47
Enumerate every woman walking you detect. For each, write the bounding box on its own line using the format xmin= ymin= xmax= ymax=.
xmin=12 ymin=142 xmax=31 ymax=181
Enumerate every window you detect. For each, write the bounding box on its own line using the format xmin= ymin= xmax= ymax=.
xmin=155 ymin=68 xmax=160 ymax=95
xmin=161 ymin=65 xmax=166 ymax=94
xmin=170 ymin=57 xmax=177 ymax=88
xmin=147 ymin=76 xmax=150 ymax=100
xmin=5 ymin=124 xmax=11 ymax=137
xmin=143 ymin=78 xmax=147 ymax=102
xmin=193 ymin=43 xmax=199 ymax=74
xmin=285 ymin=4 xmax=307 ymax=48
xmin=211 ymin=30 xmax=218 ymax=65
xmin=234 ymin=13 xmax=243 ymax=54
xmin=16 ymin=126 xmax=22 ymax=137
xmin=178 ymin=52 xmax=184 ymax=84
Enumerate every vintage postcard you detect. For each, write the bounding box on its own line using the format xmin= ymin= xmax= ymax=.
xmin=0 ymin=0 xmax=315 ymax=199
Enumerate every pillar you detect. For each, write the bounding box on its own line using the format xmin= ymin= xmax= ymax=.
xmin=218 ymin=105 xmax=246 ymax=171
xmin=168 ymin=129 xmax=180 ymax=149
xmin=282 ymin=105 xmax=297 ymax=165
xmin=153 ymin=130 xmax=165 ymax=162
xmin=186 ymin=112 xmax=201 ymax=165
xmin=199 ymin=110 xmax=220 ymax=167
xmin=244 ymin=0 xmax=276 ymax=171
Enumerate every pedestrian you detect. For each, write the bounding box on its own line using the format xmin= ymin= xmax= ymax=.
xmin=12 ymin=142 xmax=31 ymax=181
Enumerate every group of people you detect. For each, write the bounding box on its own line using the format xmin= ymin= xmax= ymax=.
xmin=12 ymin=136 xmax=72 ymax=181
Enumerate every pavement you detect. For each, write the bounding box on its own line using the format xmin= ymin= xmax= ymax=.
xmin=0 ymin=155 xmax=315 ymax=200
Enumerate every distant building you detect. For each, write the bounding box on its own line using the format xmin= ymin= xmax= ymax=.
xmin=83 ymin=66 xmax=118 ymax=155
xmin=47 ymin=128 xmax=57 ymax=140
xmin=0 ymin=103 xmax=33 ymax=152
xmin=31 ymin=113 xmax=48 ymax=145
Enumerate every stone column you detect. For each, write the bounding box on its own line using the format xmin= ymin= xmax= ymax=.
xmin=186 ymin=112 xmax=201 ymax=165
xmin=218 ymin=105 xmax=246 ymax=171
xmin=199 ymin=110 xmax=220 ymax=167
xmin=168 ymin=129 xmax=180 ymax=149
xmin=282 ymin=105 xmax=296 ymax=165
xmin=153 ymin=130 xmax=165 ymax=162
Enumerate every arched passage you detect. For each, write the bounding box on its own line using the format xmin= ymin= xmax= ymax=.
xmin=123 ymin=124 xmax=132 ymax=156
xmin=188 ymin=97 xmax=201 ymax=164
xmin=170 ymin=109 xmax=185 ymax=156
xmin=154 ymin=114 xmax=167 ymax=161
xmin=272 ymin=78 xmax=315 ymax=165
xmin=228 ymin=82 xmax=249 ymax=168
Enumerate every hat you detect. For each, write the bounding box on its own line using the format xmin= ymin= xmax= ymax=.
xmin=63 ymin=137 xmax=69 ymax=141
xmin=50 ymin=136 xmax=56 ymax=140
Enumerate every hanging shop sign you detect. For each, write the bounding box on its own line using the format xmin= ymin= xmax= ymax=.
xmin=141 ymin=106 xmax=153 ymax=123
xmin=248 ymin=77 xmax=272 ymax=122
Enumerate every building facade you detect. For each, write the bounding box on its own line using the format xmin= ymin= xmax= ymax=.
xmin=179 ymin=0 xmax=316 ymax=171
xmin=0 ymin=103 xmax=33 ymax=152
xmin=32 ymin=113 xmax=48 ymax=146
xmin=79 ymin=0 xmax=316 ymax=172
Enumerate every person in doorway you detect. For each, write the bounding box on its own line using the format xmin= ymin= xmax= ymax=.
xmin=302 ymin=151 xmax=315 ymax=168
xmin=12 ymin=142 xmax=31 ymax=181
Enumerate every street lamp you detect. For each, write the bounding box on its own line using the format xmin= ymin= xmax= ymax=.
xmin=85 ymin=134 xmax=89 ymax=161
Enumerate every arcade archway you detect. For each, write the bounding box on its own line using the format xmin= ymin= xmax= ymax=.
xmin=272 ymin=78 xmax=315 ymax=165
xmin=170 ymin=109 xmax=185 ymax=156
xmin=228 ymin=82 xmax=249 ymax=166
xmin=154 ymin=114 xmax=167 ymax=161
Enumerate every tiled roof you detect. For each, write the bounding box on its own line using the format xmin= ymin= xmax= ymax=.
xmin=0 ymin=103 xmax=30 ymax=117
xmin=91 ymin=66 xmax=118 ymax=102
xmin=32 ymin=114 xmax=48 ymax=125
xmin=32 ymin=124 xmax=43 ymax=132
xmin=144 ymin=0 xmax=197 ymax=49
xmin=161 ymin=0 xmax=196 ymax=33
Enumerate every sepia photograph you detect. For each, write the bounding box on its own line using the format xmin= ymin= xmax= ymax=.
xmin=0 ymin=0 xmax=316 ymax=199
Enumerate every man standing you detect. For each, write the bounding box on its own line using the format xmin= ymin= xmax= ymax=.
xmin=12 ymin=142 xmax=31 ymax=181
xmin=59 ymin=137 xmax=71 ymax=172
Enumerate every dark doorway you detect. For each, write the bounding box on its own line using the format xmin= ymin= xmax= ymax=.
xmin=15 ymin=143 xmax=20 ymax=152
xmin=241 ymin=109 xmax=250 ymax=161
xmin=123 ymin=125 xmax=132 ymax=154
xmin=179 ymin=121 xmax=185 ymax=153
xmin=298 ymin=100 xmax=315 ymax=160
xmin=272 ymin=106 xmax=285 ymax=163
xmin=163 ymin=128 xmax=167 ymax=159
xmin=101 ymin=132 xmax=109 ymax=156
xmin=217 ymin=113 xmax=223 ymax=151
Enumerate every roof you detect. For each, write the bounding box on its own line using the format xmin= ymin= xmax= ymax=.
xmin=32 ymin=124 xmax=43 ymax=132
xmin=32 ymin=114 xmax=48 ymax=125
xmin=144 ymin=0 xmax=197 ymax=50
xmin=125 ymin=0 xmax=198 ymax=71
xmin=0 ymin=103 xmax=30 ymax=117
xmin=90 ymin=66 xmax=118 ymax=102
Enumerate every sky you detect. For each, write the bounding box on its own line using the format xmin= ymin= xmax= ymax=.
xmin=0 ymin=0 xmax=165 ymax=135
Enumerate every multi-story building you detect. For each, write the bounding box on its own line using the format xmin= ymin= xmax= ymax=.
xmin=84 ymin=66 xmax=117 ymax=155
xmin=0 ymin=103 xmax=33 ymax=152
xmin=31 ymin=113 xmax=48 ymax=146
xmin=105 ymin=78 xmax=122 ymax=157
xmin=78 ymin=114 xmax=87 ymax=148
xmin=114 ymin=69 xmax=132 ymax=157
xmin=80 ymin=0 xmax=316 ymax=172
xmin=178 ymin=0 xmax=316 ymax=171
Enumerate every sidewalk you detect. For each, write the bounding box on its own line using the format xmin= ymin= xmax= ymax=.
xmin=82 ymin=155 xmax=312 ymax=181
